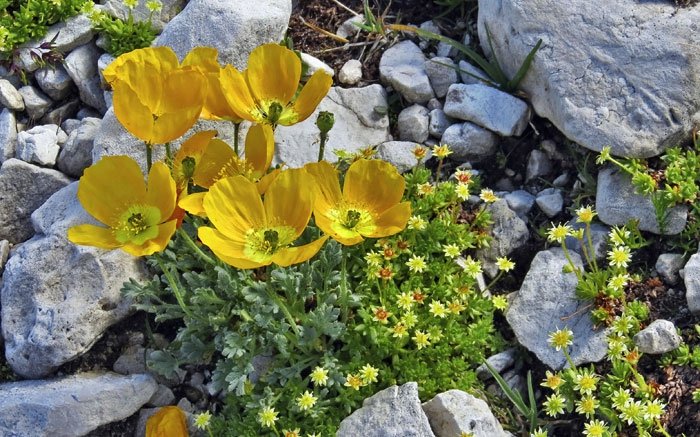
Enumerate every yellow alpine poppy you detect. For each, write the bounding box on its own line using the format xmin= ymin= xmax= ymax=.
xmin=68 ymin=156 xmax=178 ymax=256
xmin=172 ymin=130 xmax=218 ymax=191
xmin=146 ymin=406 xmax=189 ymax=437
xmin=219 ymin=44 xmax=333 ymax=126
xmin=178 ymin=123 xmax=277 ymax=216
xmin=305 ymin=159 xmax=411 ymax=245
xmin=104 ymin=46 xmax=207 ymax=145
xmin=197 ymin=168 xmax=328 ymax=269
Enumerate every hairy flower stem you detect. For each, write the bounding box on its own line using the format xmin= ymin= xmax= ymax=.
xmin=155 ymin=256 xmax=193 ymax=318
xmin=177 ymin=228 xmax=217 ymax=267
xmin=233 ymin=123 xmax=240 ymax=155
xmin=435 ymin=157 xmax=444 ymax=182
xmin=266 ymin=269 xmax=300 ymax=337
xmin=340 ymin=248 xmax=350 ymax=322
xmin=164 ymin=142 xmax=172 ymax=165
xmin=561 ymin=243 xmax=583 ymax=282
xmin=317 ymin=132 xmax=328 ymax=162
xmin=562 ymin=348 xmax=577 ymax=370
xmin=485 ymin=271 xmax=504 ymax=292
xmin=146 ymin=144 xmax=153 ymax=172
xmin=585 ymin=222 xmax=599 ymax=272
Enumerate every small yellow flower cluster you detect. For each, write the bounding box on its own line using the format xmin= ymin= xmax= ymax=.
xmin=344 ymin=364 xmax=380 ymax=390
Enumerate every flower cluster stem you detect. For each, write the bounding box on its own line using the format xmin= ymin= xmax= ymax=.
xmin=177 ymin=228 xmax=217 ymax=267
xmin=155 ymin=257 xmax=193 ymax=318
xmin=317 ymin=131 xmax=328 ymax=162
xmin=266 ymin=270 xmax=300 ymax=337
xmin=340 ymin=248 xmax=350 ymax=322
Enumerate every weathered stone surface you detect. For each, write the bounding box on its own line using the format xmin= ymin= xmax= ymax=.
xmin=379 ymin=40 xmax=435 ymax=104
xmin=596 ymin=166 xmax=687 ymax=235
xmin=275 ymin=85 xmax=391 ymax=167
xmin=16 ymin=124 xmax=63 ymax=166
xmin=0 ymin=108 xmax=16 ymax=162
xmin=0 ymin=79 xmax=24 ymax=111
xmin=40 ymin=99 xmax=80 ymax=126
xmin=525 ymin=149 xmax=552 ymax=182
xmin=458 ymin=60 xmax=490 ymax=85
xmin=444 ymin=83 xmax=530 ymax=137
xmin=14 ymin=14 xmax=95 ymax=72
xmin=633 ymin=319 xmax=682 ymax=354
xmin=35 ymin=64 xmax=76 ymax=101
xmin=2 ymin=183 xmax=148 ymax=378
xmin=64 ymin=43 xmax=107 ymax=113
xmin=154 ymin=0 xmax=291 ymax=69
xmin=57 ymin=117 xmax=101 ymax=178
xmin=506 ymin=248 xmax=608 ymax=369
xmin=685 ymin=253 xmax=700 ymax=315
xmin=422 ymin=390 xmax=509 ymax=437
xmin=0 ymin=372 xmax=156 ymax=437
xmin=426 ymin=56 xmax=459 ymax=99
xmin=478 ymin=0 xmax=700 ymax=158
xmin=477 ymin=199 xmax=529 ymax=277
xmin=504 ymin=190 xmax=535 ymax=218
xmin=377 ymin=141 xmax=425 ymax=173
xmin=476 ymin=348 xmax=518 ymax=380
xmin=17 ymin=86 xmax=52 ymax=119
xmin=0 ymin=159 xmax=70 ymax=243
xmin=338 ymin=382 xmax=435 ymax=437
xmin=398 ymin=104 xmax=430 ymax=143
xmin=428 ymin=109 xmax=453 ymax=138
xmin=99 ymin=0 xmax=186 ymax=31
xmin=535 ymin=187 xmax=563 ymax=218
xmin=440 ymin=122 xmax=497 ymax=162
xmin=564 ymin=220 xmax=610 ymax=265
xmin=655 ymin=253 xmax=685 ymax=285
xmin=301 ymin=52 xmax=334 ymax=78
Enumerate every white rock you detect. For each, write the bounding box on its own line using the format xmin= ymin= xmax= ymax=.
xmin=476 ymin=348 xmax=518 ymax=380
xmin=275 ymin=85 xmax=391 ymax=167
xmin=422 ymin=390 xmax=509 ymax=437
xmin=40 ymin=98 xmax=80 ymax=126
xmin=504 ymin=190 xmax=535 ymax=217
xmin=379 ymin=40 xmax=435 ymax=104
xmin=444 ymin=83 xmax=531 ymax=136
xmin=633 ymin=319 xmax=682 ymax=354
xmin=99 ymin=0 xmax=186 ymax=31
xmin=64 ymin=43 xmax=107 ymax=113
xmin=0 ymin=372 xmax=157 ymax=436
xmin=426 ymin=57 xmax=459 ymax=99
xmin=440 ymin=122 xmax=497 ymax=162
xmin=596 ymin=166 xmax=687 ymax=235
xmin=685 ymin=253 xmax=700 ymax=314
xmin=57 ymin=117 xmax=101 ymax=178
xmin=525 ymin=149 xmax=552 ymax=182
xmin=0 ymin=108 xmax=17 ymax=162
xmin=398 ymin=104 xmax=429 ymax=143
xmin=655 ymin=253 xmax=685 ymax=285
xmin=478 ymin=0 xmax=700 ymax=158
xmin=35 ymin=64 xmax=76 ymax=101
xmin=301 ymin=52 xmax=334 ymax=78
xmin=16 ymin=124 xmax=63 ymax=166
xmin=17 ymin=86 xmax=53 ymax=119
xmin=0 ymin=79 xmax=24 ymax=111
xmin=376 ymin=141 xmax=425 ymax=173
xmin=458 ymin=60 xmax=490 ymax=85
xmin=477 ymin=199 xmax=529 ymax=277
xmin=429 ymin=109 xmax=453 ymax=138
xmin=339 ymin=59 xmax=363 ymax=85
xmin=154 ymin=0 xmax=291 ymax=69
xmin=535 ymin=188 xmax=563 ymax=217
xmin=336 ymin=15 xmax=364 ymax=39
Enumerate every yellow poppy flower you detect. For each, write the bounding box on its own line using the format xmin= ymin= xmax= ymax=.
xmin=104 ymin=46 xmax=207 ymax=145
xmin=68 ymin=156 xmax=178 ymax=256
xmin=146 ymin=406 xmax=189 ymax=437
xmin=305 ymin=159 xmax=411 ymax=245
xmin=219 ymin=43 xmax=333 ymax=126
xmin=197 ymin=168 xmax=328 ymax=269
xmin=178 ymin=124 xmax=277 ymax=216
xmin=172 ymin=130 xmax=218 ymax=190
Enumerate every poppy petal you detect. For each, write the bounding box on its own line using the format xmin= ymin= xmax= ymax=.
xmin=198 ymin=226 xmax=267 ymax=269
xmin=344 ymin=159 xmax=406 ymax=214
xmin=287 ymin=69 xmax=333 ymax=125
xmin=245 ymin=44 xmax=301 ymax=105
xmin=304 ymin=161 xmax=343 ymax=214
xmin=314 ymin=211 xmax=364 ymax=246
xmin=363 ymin=202 xmax=411 ymax=238
xmin=122 ymin=220 xmax=177 ymax=256
xmin=112 ymin=82 xmax=155 ymax=144
xmin=204 ymin=175 xmax=265 ymax=239
xmin=193 ymin=138 xmax=237 ymax=188
xmin=67 ymin=224 xmax=121 ymax=249
xmin=220 ymin=65 xmax=258 ymax=123
xmin=264 ymin=169 xmax=313 ymax=238
xmin=272 ymin=235 xmax=329 ymax=267
xmin=178 ymin=192 xmax=207 ymax=217
xmin=145 ymin=406 xmax=188 ymax=437
xmin=146 ymin=162 xmax=177 ymax=222
xmin=244 ymin=124 xmax=274 ymax=178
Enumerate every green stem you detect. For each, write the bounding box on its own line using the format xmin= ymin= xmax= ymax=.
xmin=562 ymin=348 xmax=577 ymax=370
xmin=164 ymin=142 xmax=172 ymax=165
xmin=485 ymin=271 xmax=504 ymax=292
xmin=146 ymin=144 xmax=153 ymax=172
xmin=561 ymin=243 xmax=583 ymax=282
xmin=340 ymin=248 xmax=349 ymax=322
xmin=155 ymin=256 xmax=193 ymax=318
xmin=317 ymin=132 xmax=328 ymax=162
xmin=585 ymin=222 xmax=599 ymax=272
xmin=435 ymin=157 xmax=444 ymax=182
xmin=233 ymin=123 xmax=240 ymax=155
xmin=177 ymin=228 xmax=217 ymax=266
xmin=266 ymin=269 xmax=300 ymax=337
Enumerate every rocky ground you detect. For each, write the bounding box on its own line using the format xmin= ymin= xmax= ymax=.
xmin=0 ymin=0 xmax=700 ymax=436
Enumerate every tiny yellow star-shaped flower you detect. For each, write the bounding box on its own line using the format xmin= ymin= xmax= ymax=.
xmin=412 ymin=330 xmax=431 ymax=349
xmin=548 ymin=328 xmax=574 ymax=351
xmin=492 ymin=295 xmax=508 ymax=310
xmin=258 ymin=406 xmax=278 ymax=428
xmin=448 ymin=299 xmax=466 ymax=314
xmin=417 ymin=182 xmax=435 ymax=196
xmin=402 ymin=311 xmax=418 ymax=328
xmin=406 ymin=255 xmax=427 ymax=273
xmin=541 ymin=370 xmax=564 ymax=391
xmin=407 ymin=215 xmax=427 ymax=230
xmin=576 ymin=205 xmax=596 ymax=224
xmin=547 ymin=223 xmax=572 ymax=243
xmin=344 ymin=373 xmax=364 ymax=390
xmin=455 ymin=182 xmax=471 ymax=201
xmin=310 ymin=366 xmax=329 ymax=386
xmin=359 ymin=364 xmax=379 ymax=384
xmin=495 ymin=256 xmax=515 ymax=272
xmin=283 ymin=428 xmax=301 ymax=437
xmin=432 ymin=144 xmax=453 ymax=159
xmin=443 ymin=243 xmax=461 ymax=258
xmin=372 ymin=306 xmax=391 ymax=324
xmin=479 ymin=189 xmax=498 ymax=203
xmin=193 ymin=410 xmax=212 ymax=430
xmin=607 ymin=245 xmax=631 ymax=268
xmin=428 ymin=300 xmax=448 ymax=318
xmin=296 ymin=390 xmax=318 ymax=411
xmin=412 ymin=145 xmax=428 ymax=160
xmin=391 ymin=323 xmax=408 ymax=338
xmin=583 ymin=419 xmax=608 ymax=437
xmin=460 ymin=256 xmax=482 ymax=277
xmin=396 ymin=292 xmax=414 ymax=310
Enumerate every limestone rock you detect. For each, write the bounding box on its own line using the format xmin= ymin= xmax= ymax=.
xmin=684 ymin=253 xmax=700 ymax=315
xmin=379 ymin=40 xmax=435 ymax=104
xmin=633 ymin=319 xmax=682 ymax=354
xmin=376 ymin=141 xmax=425 ymax=173
xmin=477 ymin=199 xmax=529 ymax=277
xmin=16 ymin=124 xmax=63 ymax=166
xmin=422 ymin=390 xmax=509 ymax=437
xmin=0 ymin=79 xmax=24 ymax=111
xmin=57 ymin=117 xmax=101 ymax=178
xmin=440 ymin=122 xmax=497 ymax=162
xmin=426 ymin=56 xmax=459 ymax=99
xmin=17 ymin=86 xmax=52 ymax=119
xmin=0 ymin=108 xmax=16 ymax=162
xmin=506 ymin=248 xmax=608 ymax=369
xmin=0 ymin=372 xmax=156 ymax=437
xmin=655 ymin=253 xmax=685 ymax=285
xmin=35 ymin=64 xmax=76 ymax=101
xmin=398 ymin=104 xmax=430 ymax=143
xmin=64 ymin=43 xmax=107 ymax=113
xmin=478 ymin=0 xmax=700 ymax=157
xmin=339 ymin=59 xmax=363 ymax=85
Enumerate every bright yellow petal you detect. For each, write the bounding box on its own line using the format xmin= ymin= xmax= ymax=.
xmin=363 ymin=202 xmax=411 ymax=238
xmin=264 ymin=168 xmax=312 ymax=238
xmin=244 ymin=124 xmax=274 ymax=177
xmin=204 ymin=175 xmax=265 ymax=239
xmin=286 ymin=70 xmax=333 ymax=125
xmin=198 ymin=226 xmax=266 ymax=269
xmin=201 ymin=72 xmax=243 ymax=121
xmin=344 ymin=159 xmax=406 ymax=214
xmin=304 ymin=161 xmax=343 ymax=215
xmin=220 ymin=65 xmax=258 ymax=123
xmin=156 ymin=68 xmax=206 ymax=115
xmin=121 ymin=220 xmax=177 ymax=256
xmin=112 ymin=82 xmax=155 ymax=144
xmin=67 ymin=224 xmax=121 ymax=249
xmin=78 ymin=156 xmax=147 ymax=226
xmin=256 ymin=168 xmax=280 ymax=194
xmin=245 ymin=44 xmax=301 ymax=105
xmin=314 ymin=212 xmax=364 ymax=246
xmin=151 ymin=107 xmax=205 ymax=145
xmin=146 ymin=162 xmax=177 ymax=222
xmin=193 ymin=138 xmax=237 ymax=188
xmin=104 ymin=46 xmax=179 ymax=88
xmin=178 ymin=192 xmax=207 ymax=217
xmin=272 ymin=235 xmax=329 ymax=267
xmin=181 ymin=46 xmax=219 ymax=72
xmin=145 ymin=406 xmax=188 ymax=437
xmin=173 ymin=130 xmax=217 ymax=187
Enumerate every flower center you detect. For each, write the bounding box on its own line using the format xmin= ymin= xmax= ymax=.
xmin=181 ymin=156 xmax=196 ymax=180
xmin=244 ymin=226 xmax=297 ymax=262
xmin=114 ymin=205 xmax=161 ymax=245
xmin=265 ymin=101 xmax=284 ymax=125
xmin=262 ymin=229 xmax=279 ymax=254
xmin=343 ymin=209 xmax=362 ymax=228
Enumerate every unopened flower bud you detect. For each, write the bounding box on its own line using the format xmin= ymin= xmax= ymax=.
xmin=316 ymin=111 xmax=335 ymax=135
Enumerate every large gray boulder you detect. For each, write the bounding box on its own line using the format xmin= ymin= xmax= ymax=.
xmin=0 ymin=372 xmax=157 ymax=437
xmin=478 ymin=0 xmax=700 ymax=158
xmin=275 ymin=85 xmax=392 ymax=167
xmin=0 ymin=159 xmax=71 ymax=244
xmin=596 ymin=166 xmax=687 ymax=235
xmin=506 ymin=248 xmax=608 ymax=369
xmin=2 ymin=183 xmax=148 ymax=378
xmin=422 ymin=390 xmax=509 ymax=437
xmin=154 ymin=0 xmax=292 ymax=68
xmin=338 ymin=382 xmax=435 ymax=437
